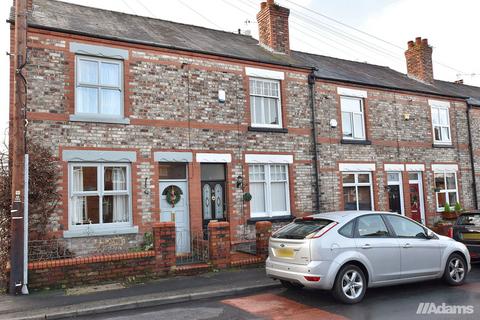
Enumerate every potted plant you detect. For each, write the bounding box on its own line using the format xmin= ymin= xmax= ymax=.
xmin=442 ymin=203 xmax=457 ymax=220
xmin=454 ymin=201 xmax=463 ymax=216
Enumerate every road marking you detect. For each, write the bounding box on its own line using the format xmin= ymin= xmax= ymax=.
xmin=222 ymin=293 xmax=347 ymax=320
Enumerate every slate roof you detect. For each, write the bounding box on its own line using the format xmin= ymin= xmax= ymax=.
xmin=14 ymin=0 xmax=480 ymax=104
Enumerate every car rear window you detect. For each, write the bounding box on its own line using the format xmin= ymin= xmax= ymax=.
xmin=272 ymin=218 xmax=333 ymax=239
xmin=457 ymin=214 xmax=480 ymax=226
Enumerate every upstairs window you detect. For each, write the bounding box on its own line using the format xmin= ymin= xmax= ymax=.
xmin=341 ymin=96 xmax=365 ymax=140
xmin=249 ymin=78 xmax=282 ymax=128
xmin=76 ymin=56 xmax=123 ymax=117
xmin=431 ymin=104 xmax=451 ymax=144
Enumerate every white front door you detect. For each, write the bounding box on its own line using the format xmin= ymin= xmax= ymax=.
xmin=160 ymin=181 xmax=190 ymax=254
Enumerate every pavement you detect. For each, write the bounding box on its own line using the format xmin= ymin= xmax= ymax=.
xmin=80 ymin=264 xmax=480 ymax=320
xmin=0 ymin=267 xmax=279 ymax=320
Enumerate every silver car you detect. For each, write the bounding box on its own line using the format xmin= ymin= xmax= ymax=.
xmin=266 ymin=211 xmax=471 ymax=304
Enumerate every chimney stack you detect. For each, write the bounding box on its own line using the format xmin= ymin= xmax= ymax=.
xmin=405 ymin=37 xmax=434 ymax=84
xmin=257 ymin=0 xmax=290 ymax=54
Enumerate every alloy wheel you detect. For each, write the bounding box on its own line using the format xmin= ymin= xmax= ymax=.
xmin=448 ymin=257 xmax=465 ymax=282
xmin=341 ymin=270 xmax=364 ymax=299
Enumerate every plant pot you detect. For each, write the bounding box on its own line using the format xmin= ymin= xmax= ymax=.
xmin=442 ymin=212 xmax=457 ymax=220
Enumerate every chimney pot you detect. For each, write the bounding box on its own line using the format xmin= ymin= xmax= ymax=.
xmin=415 ymin=37 xmax=422 ymax=44
xmin=408 ymin=40 xmax=414 ymax=48
xmin=261 ymin=2 xmax=267 ymax=9
xmin=422 ymin=38 xmax=428 ymax=45
xmin=267 ymin=0 xmax=275 ymax=4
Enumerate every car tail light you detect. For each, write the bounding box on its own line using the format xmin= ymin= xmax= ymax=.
xmin=310 ymin=222 xmax=338 ymax=239
xmin=304 ymin=276 xmax=321 ymax=282
xmin=447 ymin=227 xmax=453 ymax=238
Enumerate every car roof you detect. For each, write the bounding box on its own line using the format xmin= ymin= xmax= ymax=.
xmin=308 ymin=211 xmax=396 ymax=223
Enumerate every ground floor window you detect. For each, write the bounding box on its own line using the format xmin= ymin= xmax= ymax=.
xmin=69 ymin=163 xmax=131 ymax=227
xmin=249 ymin=164 xmax=290 ymax=218
xmin=342 ymin=172 xmax=374 ymax=210
xmin=434 ymin=171 xmax=458 ymax=211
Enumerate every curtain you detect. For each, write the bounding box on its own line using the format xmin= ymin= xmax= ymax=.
xmin=100 ymin=89 xmax=121 ymax=115
xmin=72 ymin=167 xmax=84 ymax=225
xmin=112 ymin=167 xmax=127 ymax=222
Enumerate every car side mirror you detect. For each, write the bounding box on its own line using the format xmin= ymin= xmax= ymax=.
xmin=425 ymin=229 xmax=435 ymax=239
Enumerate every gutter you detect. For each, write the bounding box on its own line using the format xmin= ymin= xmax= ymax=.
xmin=466 ymin=102 xmax=479 ymax=209
xmin=309 ymin=68 xmax=321 ymax=212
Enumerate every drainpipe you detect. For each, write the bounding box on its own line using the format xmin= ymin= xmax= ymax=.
xmin=466 ymin=103 xmax=478 ymax=209
xmin=308 ymin=68 xmax=320 ymax=212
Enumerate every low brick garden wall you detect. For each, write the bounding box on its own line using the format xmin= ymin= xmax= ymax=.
xmin=23 ymin=221 xmax=272 ymax=290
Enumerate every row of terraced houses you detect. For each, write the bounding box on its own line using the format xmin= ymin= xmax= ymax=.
xmin=8 ymin=0 xmax=480 ymax=280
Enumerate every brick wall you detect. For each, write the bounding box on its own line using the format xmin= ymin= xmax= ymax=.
xmin=23 ymin=28 xmax=314 ymax=251
xmin=314 ymin=81 xmax=477 ymax=225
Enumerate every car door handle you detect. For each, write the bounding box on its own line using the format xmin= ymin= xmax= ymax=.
xmin=361 ymin=244 xmax=372 ymax=249
xmin=403 ymin=243 xmax=412 ymax=248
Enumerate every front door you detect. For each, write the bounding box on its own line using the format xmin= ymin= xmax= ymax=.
xmin=408 ymin=172 xmax=425 ymax=224
xmin=201 ymin=164 xmax=226 ymax=230
xmin=159 ymin=163 xmax=190 ymax=254
xmin=387 ymin=172 xmax=404 ymax=215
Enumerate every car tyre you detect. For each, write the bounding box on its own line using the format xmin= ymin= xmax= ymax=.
xmin=443 ymin=253 xmax=467 ymax=286
xmin=280 ymin=280 xmax=303 ymax=290
xmin=332 ymin=264 xmax=367 ymax=304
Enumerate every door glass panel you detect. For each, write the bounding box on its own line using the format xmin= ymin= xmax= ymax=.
xmin=385 ymin=215 xmax=425 ymax=238
xmin=201 ymin=164 xmax=225 ymax=181
xmin=159 ymin=163 xmax=186 ymax=180
xmin=356 ymin=215 xmax=389 ymax=237
xmin=358 ymin=186 xmax=372 ymax=210
xmin=343 ymin=186 xmax=357 ymax=210
xmin=214 ymin=184 xmax=223 ymax=219
xmin=387 ymin=172 xmax=399 ymax=182
xmin=203 ymin=184 xmax=212 ymax=219
xmin=408 ymin=172 xmax=419 ymax=181
xmin=409 ymin=183 xmax=421 ymax=222
xmin=388 ymin=185 xmax=401 ymax=214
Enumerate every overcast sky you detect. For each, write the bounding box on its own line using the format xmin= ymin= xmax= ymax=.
xmin=1 ymin=0 xmax=479 ymax=143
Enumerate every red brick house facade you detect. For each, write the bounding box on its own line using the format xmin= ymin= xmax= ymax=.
xmin=9 ymin=0 xmax=480 ymax=258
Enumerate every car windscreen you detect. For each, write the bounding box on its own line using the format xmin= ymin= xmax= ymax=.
xmin=457 ymin=214 xmax=480 ymax=226
xmin=272 ymin=218 xmax=333 ymax=239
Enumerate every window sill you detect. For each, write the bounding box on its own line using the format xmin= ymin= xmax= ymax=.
xmin=70 ymin=114 xmax=130 ymax=125
xmin=432 ymin=143 xmax=453 ymax=148
xmin=341 ymin=139 xmax=372 ymax=145
xmin=63 ymin=226 xmax=138 ymax=238
xmin=248 ymin=126 xmax=288 ymax=134
xmin=247 ymin=215 xmax=295 ymax=224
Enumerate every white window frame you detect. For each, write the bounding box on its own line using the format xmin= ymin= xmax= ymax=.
xmin=434 ymin=171 xmax=459 ymax=212
xmin=75 ymin=55 xmax=124 ymax=118
xmin=340 ymin=96 xmax=366 ymax=140
xmin=342 ymin=172 xmax=374 ymax=211
xmin=68 ymin=162 xmax=132 ymax=232
xmin=249 ymin=164 xmax=290 ymax=218
xmin=249 ymin=77 xmax=283 ymax=129
xmin=430 ymin=104 xmax=452 ymax=145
